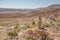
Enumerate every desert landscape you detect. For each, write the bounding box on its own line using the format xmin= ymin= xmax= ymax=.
xmin=0 ymin=4 xmax=60 ymax=40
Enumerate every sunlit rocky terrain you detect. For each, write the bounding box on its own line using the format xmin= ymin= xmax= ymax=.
xmin=0 ymin=4 xmax=60 ymax=40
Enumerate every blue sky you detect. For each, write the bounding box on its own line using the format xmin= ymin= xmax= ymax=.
xmin=0 ymin=0 xmax=60 ymax=9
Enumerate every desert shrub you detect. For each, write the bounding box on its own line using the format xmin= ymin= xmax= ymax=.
xmin=42 ymin=23 xmax=50 ymax=28
xmin=41 ymin=33 xmax=48 ymax=40
xmin=50 ymin=17 xmax=56 ymax=21
xmin=7 ymin=32 xmax=14 ymax=36
xmin=14 ymin=23 xmax=19 ymax=30
xmin=7 ymin=32 xmax=17 ymax=36
xmin=32 ymin=21 xmax=36 ymax=25
xmin=25 ymin=36 xmax=35 ymax=40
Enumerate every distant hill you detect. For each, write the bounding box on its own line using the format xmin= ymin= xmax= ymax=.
xmin=0 ymin=8 xmax=33 ymax=12
xmin=0 ymin=4 xmax=60 ymax=18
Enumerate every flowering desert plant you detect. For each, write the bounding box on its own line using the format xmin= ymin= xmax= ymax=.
xmin=26 ymin=29 xmax=54 ymax=40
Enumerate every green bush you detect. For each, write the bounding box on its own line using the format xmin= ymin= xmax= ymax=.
xmin=14 ymin=22 xmax=19 ymax=30
xmin=41 ymin=33 xmax=48 ymax=40
xmin=32 ymin=21 xmax=36 ymax=25
xmin=43 ymin=23 xmax=49 ymax=28
xmin=50 ymin=17 xmax=56 ymax=21
xmin=7 ymin=32 xmax=14 ymax=36
xmin=7 ymin=32 xmax=17 ymax=37
xmin=25 ymin=36 xmax=36 ymax=40
xmin=26 ymin=36 xmax=32 ymax=40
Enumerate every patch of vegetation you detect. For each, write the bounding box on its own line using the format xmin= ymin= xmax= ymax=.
xmin=32 ymin=21 xmax=36 ymax=25
xmin=42 ymin=23 xmax=50 ymax=28
xmin=50 ymin=17 xmax=56 ymax=21
xmin=14 ymin=22 xmax=19 ymax=30
xmin=41 ymin=33 xmax=48 ymax=40
xmin=7 ymin=32 xmax=17 ymax=36
xmin=25 ymin=36 xmax=35 ymax=40
xmin=7 ymin=21 xmax=19 ymax=40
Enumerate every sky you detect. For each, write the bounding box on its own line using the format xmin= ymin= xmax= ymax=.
xmin=0 ymin=0 xmax=60 ymax=9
